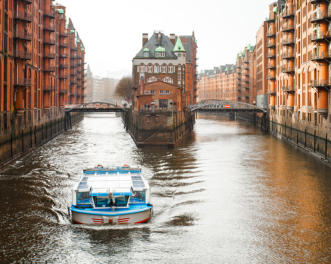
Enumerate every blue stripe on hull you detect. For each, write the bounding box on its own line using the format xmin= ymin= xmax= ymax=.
xmin=71 ymin=205 xmax=152 ymax=217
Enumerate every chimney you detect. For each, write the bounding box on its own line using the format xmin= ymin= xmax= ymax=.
xmin=169 ymin=34 xmax=176 ymax=45
xmin=142 ymin=33 xmax=148 ymax=47
xmin=157 ymin=32 xmax=162 ymax=45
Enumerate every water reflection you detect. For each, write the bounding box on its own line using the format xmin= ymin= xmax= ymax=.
xmin=0 ymin=113 xmax=330 ymax=263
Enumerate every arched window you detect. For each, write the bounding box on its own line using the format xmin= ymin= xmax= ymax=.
xmin=154 ymin=64 xmax=159 ymax=74
xmin=147 ymin=64 xmax=153 ymax=73
xmin=161 ymin=64 xmax=167 ymax=73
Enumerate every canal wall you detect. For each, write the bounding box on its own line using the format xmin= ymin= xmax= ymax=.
xmin=236 ymin=111 xmax=331 ymax=161
xmin=0 ymin=109 xmax=83 ymax=168
xmin=268 ymin=112 xmax=331 ymax=161
xmin=123 ymin=109 xmax=194 ymax=147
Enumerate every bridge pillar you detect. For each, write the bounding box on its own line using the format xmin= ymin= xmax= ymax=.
xmin=64 ymin=112 xmax=72 ymax=131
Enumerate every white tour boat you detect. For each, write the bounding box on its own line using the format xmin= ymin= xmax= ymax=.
xmin=70 ymin=165 xmax=152 ymax=225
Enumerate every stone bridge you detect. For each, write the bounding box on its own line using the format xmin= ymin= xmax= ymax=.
xmin=189 ymin=100 xmax=267 ymax=113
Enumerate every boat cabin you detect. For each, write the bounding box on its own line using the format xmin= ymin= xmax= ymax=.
xmin=72 ymin=167 xmax=150 ymax=209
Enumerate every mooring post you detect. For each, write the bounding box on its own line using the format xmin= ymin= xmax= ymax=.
xmin=313 ymin=130 xmax=316 ymax=152
xmin=325 ymin=133 xmax=328 ymax=160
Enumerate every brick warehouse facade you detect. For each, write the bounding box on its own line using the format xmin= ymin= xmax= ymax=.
xmin=198 ymin=44 xmax=258 ymax=105
xmin=0 ymin=0 xmax=85 ymax=165
xmin=266 ymin=0 xmax=331 ymax=158
xmin=197 ymin=0 xmax=331 ymax=159
xmin=197 ymin=65 xmax=237 ymax=102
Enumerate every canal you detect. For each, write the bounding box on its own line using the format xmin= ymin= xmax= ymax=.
xmin=0 ymin=113 xmax=330 ymax=263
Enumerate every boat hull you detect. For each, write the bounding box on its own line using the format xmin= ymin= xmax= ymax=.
xmin=71 ymin=207 xmax=152 ymax=225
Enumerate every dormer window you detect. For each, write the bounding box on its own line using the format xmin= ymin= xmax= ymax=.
xmin=143 ymin=48 xmax=150 ymax=58
xmin=155 ymin=46 xmax=166 ymax=58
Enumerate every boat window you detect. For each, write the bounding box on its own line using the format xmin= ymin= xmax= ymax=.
xmin=114 ymin=196 xmax=129 ymax=207
xmin=76 ymin=192 xmax=90 ymax=204
xmin=130 ymin=191 xmax=146 ymax=204
xmin=93 ymin=197 xmax=111 ymax=208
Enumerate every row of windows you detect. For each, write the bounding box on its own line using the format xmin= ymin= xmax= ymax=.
xmin=143 ymin=90 xmax=171 ymax=95
xmin=137 ymin=65 xmax=181 ymax=74
xmin=146 ymin=76 xmax=174 ymax=84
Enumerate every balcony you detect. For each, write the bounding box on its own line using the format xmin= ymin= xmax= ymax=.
xmin=43 ymin=66 xmax=55 ymax=72
xmin=14 ymin=78 xmax=31 ymax=87
xmin=267 ymin=52 xmax=276 ymax=58
xmin=15 ymin=50 xmax=32 ymax=60
xmin=59 ymin=90 xmax=67 ymax=94
xmin=60 ymin=54 xmax=69 ymax=58
xmin=59 ymin=74 xmax=68 ymax=79
xmin=44 ymin=53 xmax=56 ymax=59
xmin=59 ymin=64 xmax=68 ymax=69
xmin=267 ymin=75 xmax=276 ymax=80
xmin=43 ymin=38 xmax=56 ymax=45
xmin=311 ymin=51 xmax=331 ymax=62
xmin=267 ymin=31 xmax=276 ymax=37
xmin=14 ymin=31 xmax=32 ymax=41
xmin=43 ymin=10 xmax=55 ymax=18
xmin=310 ymin=11 xmax=329 ymax=23
xmin=282 ymin=24 xmax=295 ymax=32
xmin=265 ymin=16 xmax=275 ymax=23
xmin=43 ymin=24 xmax=56 ymax=32
xmin=60 ymin=33 xmax=68 ymax=37
xmin=281 ymin=66 xmax=295 ymax=73
xmin=18 ymin=0 xmax=32 ymax=3
xmin=310 ymin=31 xmax=330 ymax=42
xmin=311 ymin=79 xmax=331 ymax=89
xmin=60 ymin=42 xmax=68 ymax=48
xmin=282 ymin=9 xmax=295 ymax=19
xmin=282 ymin=53 xmax=295 ymax=59
xmin=43 ymin=86 xmax=54 ymax=92
xmin=267 ymin=63 xmax=276 ymax=69
xmin=282 ymin=38 xmax=295 ymax=46
xmin=282 ymin=85 xmax=295 ymax=93
xmin=14 ymin=11 xmax=32 ymax=22
xmin=70 ymin=46 xmax=78 ymax=51
xmin=267 ymin=41 xmax=276 ymax=48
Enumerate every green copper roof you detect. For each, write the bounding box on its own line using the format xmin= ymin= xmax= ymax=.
xmin=173 ymin=37 xmax=185 ymax=52
xmin=155 ymin=46 xmax=166 ymax=52
xmin=273 ymin=6 xmax=278 ymax=14
xmin=57 ymin=9 xmax=64 ymax=14
xmin=70 ymin=29 xmax=75 ymax=34
xmin=143 ymin=47 xmax=150 ymax=52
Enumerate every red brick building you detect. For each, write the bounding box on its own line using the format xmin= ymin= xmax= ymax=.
xmin=132 ymin=31 xmax=197 ymax=112
xmin=236 ymin=45 xmax=256 ymax=104
xmin=130 ymin=31 xmax=197 ymax=146
xmin=197 ymin=65 xmax=237 ymax=102
xmin=0 ymin=0 xmax=85 ymax=134
xmin=197 ymin=44 xmax=257 ymax=105
xmin=256 ymin=22 xmax=268 ymax=109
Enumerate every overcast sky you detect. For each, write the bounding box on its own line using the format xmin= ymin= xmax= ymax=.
xmin=57 ymin=0 xmax=275 ymax=79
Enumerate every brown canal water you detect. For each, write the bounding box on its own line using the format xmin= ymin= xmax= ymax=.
xmin=0 ymin=113 xmax=330 ymax=263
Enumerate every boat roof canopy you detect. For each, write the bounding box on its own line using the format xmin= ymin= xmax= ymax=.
xmin=75 ymin=169 xmax=147 ymax=195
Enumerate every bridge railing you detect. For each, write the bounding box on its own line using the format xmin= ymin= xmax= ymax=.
xmin=189 ymin=100 xmax=265 ymax=112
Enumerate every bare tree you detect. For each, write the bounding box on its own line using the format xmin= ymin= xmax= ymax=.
xmin=114 ymin=76 xmax=133 ymax=101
